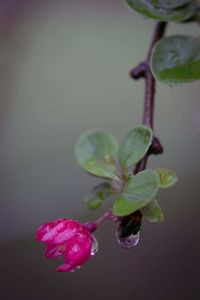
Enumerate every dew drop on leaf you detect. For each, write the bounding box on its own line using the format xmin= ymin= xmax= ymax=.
xmin=116 ymin=231 xmax=140 ymax=249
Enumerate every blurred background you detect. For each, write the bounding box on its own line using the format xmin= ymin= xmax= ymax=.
xmin=0 ymin=0 xmax=200 ymax=299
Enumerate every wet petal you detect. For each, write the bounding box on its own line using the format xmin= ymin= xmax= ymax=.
xmin=53 ymin=220 xmax=82 ymax=245
xmin=65 ymin=230 xmax=92 ymax=267
xmin=36 ymin=219 xmax=82 ymax=245
xmin=36 ymin=219 xmax=65 ymax=242
xmin=56 ymin=263 xmax=74 ymax=272
xmin=45 ymin=243 xmax=67 ymax=258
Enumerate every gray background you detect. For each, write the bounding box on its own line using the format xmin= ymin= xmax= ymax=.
xmin=0 ymin=0 xmax=200 ymax=299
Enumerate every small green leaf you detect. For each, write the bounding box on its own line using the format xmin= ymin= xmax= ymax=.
xmin=84 ymin=182 xmax=114 ymax=209
xmin=141 ymin=199 xmax=164 ymax=223
xmin=118 ymin=125 xmax=152 ymax=169
xmin=113 ymin=170 xmax=159 ymax=216
xmin=148 ymin=0 xmax=189 ymax=9
xmin=156 ymin=168 xmax=178 ymax=188
xmin=124 ymin=0 xmax=196 ymax=22
xmin=75 ymin=130 xmax=119 ymax=180
xmin=151 ymin=35 xmax=200 ymax=84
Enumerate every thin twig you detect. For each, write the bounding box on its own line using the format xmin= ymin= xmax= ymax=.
xmin=83 ymin=209 xmax=120 ymax=232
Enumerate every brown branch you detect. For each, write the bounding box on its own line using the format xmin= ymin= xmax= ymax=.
xmin=132 ymin=21 xmax=167 ymax=173
xmin=144 ymin=21 xmax=167 ymax=129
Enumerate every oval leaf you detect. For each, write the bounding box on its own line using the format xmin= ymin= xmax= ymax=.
xmin=124 ymin=0 xmax=196 ymax=22
xmin=113 ymin=170 xmax=159 ymax=216
xmin=84 ymin=182 xmax=114 ymax=209
xmin=151 ymin=35 xmax=200 ymax=84
xmin=75 ymin=130 xmax=119 ymax=180
xmin=118 ymin=125 xmax=152 ymax=169
xmin=156 ymin=168 xmax=178 ymax=188
xmin=141 ymin=199 xmax=164 ymax=222
xmin=148 ymin=0 xmax=189 ymax=9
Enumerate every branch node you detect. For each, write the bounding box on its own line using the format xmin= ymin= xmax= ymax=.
xmin=130 ymin=62 xmax=148 ymax=80
xmin=148 ymin=136 xmax=164 ymax=155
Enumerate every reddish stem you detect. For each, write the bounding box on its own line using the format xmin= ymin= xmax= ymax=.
xmin=143 ymin=21 xmax=167 ymax=129
xmin=133 ymin=21 xmax=167 ymax=172
xmin=84 ymin=209 xmax=120 ymax=233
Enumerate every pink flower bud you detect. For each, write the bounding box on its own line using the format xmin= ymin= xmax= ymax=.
xmin=36 ymin=218 xmax=98 ymax=272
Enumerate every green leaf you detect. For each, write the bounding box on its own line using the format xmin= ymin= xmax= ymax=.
xmin=141 ymin=199 xmax=164 ymax=222
xmin=118 ymin=125 xmax=152 ymax=169
xmin=113 ymin=170 xmax=159 ymax=216
xmin=148 ymin=0 xmax=189 ymax=9
xmin=84 ymin=182 xmax=114 ymax=209
xmin=75 ymin=130 xmax=119 ymax=180
xmin=156 ymin=168 xmax=178 ymax=188
xmin=124 ymin=0 xmax=196 ymax=22
xmin=151 ymin=35 xmax=200 ymax=84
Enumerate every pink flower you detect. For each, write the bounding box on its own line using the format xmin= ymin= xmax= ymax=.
xmin=36 ymin=218 xmax=98 ymax=272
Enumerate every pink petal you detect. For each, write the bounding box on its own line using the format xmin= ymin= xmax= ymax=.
xmin=36 ymin=219 xmax=65 ymax=242
xmin=45 ymin=243 xmax=67 ymax=258
xmin=36 ymin=219 xmax=82 ymax=245
xmin=52 ymin=220 xmax=82 ymax=245
xmin=56 ymin=263 xmax=74 ymax=273
xmin=65 ymin=230 xmax=92 ymax=267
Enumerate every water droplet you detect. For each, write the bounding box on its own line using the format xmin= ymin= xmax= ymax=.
xmin=91 ymin=235 xmax=98 ymax=256
xmin=69 ymin=269 xmax=75 ymax=273
xmin=116 ymin=231 xmax=140 ymax=249
xmin=69 ymin=266 xmax=81 ymax=273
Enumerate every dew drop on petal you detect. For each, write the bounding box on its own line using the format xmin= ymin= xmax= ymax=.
xmin=116 ymin=231 xmax=140 ymax=249
xmin=69 ymin=269 xmax=75 ymax=273
xmin=91 ymin=235 xmax=98 ymax=256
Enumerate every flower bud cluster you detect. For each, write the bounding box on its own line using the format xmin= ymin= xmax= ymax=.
xmin=36 ymin=218 xmax=97 ymax=272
